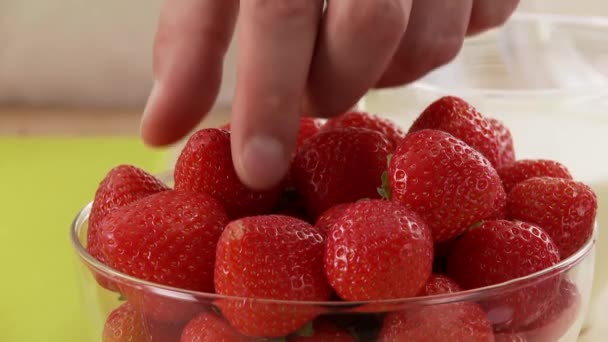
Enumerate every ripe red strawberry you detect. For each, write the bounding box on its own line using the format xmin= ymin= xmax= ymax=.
xmin=324 ymin=200 xmax=433 ymax=300
xmin=408 ymin=96 xmax=505 ymax=168
xmin=296 ymin=117 xmax=324 ymax=152
xmin=389 ymin=129 xmax=506 ymax=242
xmin=521 ymin=280 xmax=580 ymax=342
xmin=314 ymin=202 xmax=350 ymax=235
xmin=215 ymin=215 xmax=332 ymax=337
xmin=419 ymin=274 xmax=461 ymax=295
xmin=174 ymin=128 xmax=281 ymax=219
xmin=497 ymin=159 xmax=572 ymax=193
xmin=181 ymin=312 xmax=256 ymax=342
xmin=507 ymin=177 xmax=597 ymax=258
xmin=103 ymin=302 xmax=185 ymax=342
xmin=321 ymin=111 xmax=405 ymax=147
xmin=489 ymin=118 xmax=516 ymax=168
xmin=88 ymin=165 xmax=169 ymax=266
xmin=379 ymin=274 xmax=493 ymax=342
xmin=119 ymin=286 xmax=204 ymax=324
xmin=447 ymin=220 xmax=561 ymax=328
xmin=292 ymin=127 xmax=394 ymax=219
xmin=288 ymin=320 xmax=356 ymax=342
xmin=99 ymin=190 xmax=228 ymax=292
xmin=103 ymin=302 xmax=147 ymax=342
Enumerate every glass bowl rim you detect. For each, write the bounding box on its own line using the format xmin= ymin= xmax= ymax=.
xmin=70 ymin=189 xmax=598 ymax=308
xmin=410 ymin=12 xmax=608 ymax=96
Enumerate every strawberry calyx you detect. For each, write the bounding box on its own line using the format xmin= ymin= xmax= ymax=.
xmin=377 ymin=154 xmax=393 ymax=200
xmin=469 ymin=221 xmax=484 ymax=230
xmin=294 ymin=321 xmax=314 ymax=337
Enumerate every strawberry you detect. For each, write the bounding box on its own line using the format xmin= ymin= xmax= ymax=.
xmin=103 ymin=302 xmax=147 ymax=342
xmin=174 ymin=128 xmax=281 ymax=219
xmin=296 ymin=117 xmax=324 ymax=152
xmin=103 ymin=302 xmax=183 ymax=342
xmin=379 ymin=274 xmax=493 ymax=342
xmin=521 ymin=279 xmax=580 ymax=342
xmin=214 ymin=215 xmax=332 ymax=337
xmin=497 ymin=159 xmax=572 ymax=193
xmin=99 ymin=190 xmax=228 ymax=292
xmin=324 ymin=200 xmax=433 ymax=300
xmin=507 ymin=177 xmax=597 ymax=258
xmin=180 ymin=312 xmax=256 ymax=342
xmin=388 ymin=129 xmax=506 ymax=242
xmin=88 ymin=165 xmax=169 ymax=268
xmin=419 ymin=274 xmax=461 ymax=295
xmin=292 ymin=127 xmax=394 ymax=219
xmin=287 ymin=319 xmax=356 ymax=342
xmin=314 ymin=203 xmax=350 ymax=235
xmin=120 ymin=286 xmax=204 ymax=324
xmin=321 ymin=111 xmax=405 ymax=147
xmin=408 ymin=96 xmax=505 ymax=168
xmin=447 ymin=220 xmax=561 ymax=328
xmin=489 ymin=118 xmax=516 ymax=168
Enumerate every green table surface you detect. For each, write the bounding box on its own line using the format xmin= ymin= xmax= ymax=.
xmin=0 ymin=138 xmax=169 ymax=342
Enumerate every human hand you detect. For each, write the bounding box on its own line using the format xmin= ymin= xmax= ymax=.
xmin=140 ymin=0 xmax=519 ymax=190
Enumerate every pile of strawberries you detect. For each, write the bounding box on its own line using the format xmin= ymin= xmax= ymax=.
xmin=86 ymin=96 xmax=597 ymax=342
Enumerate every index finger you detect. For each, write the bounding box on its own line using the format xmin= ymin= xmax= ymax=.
xmin=230 ymin=1 xmax=325 ymax=190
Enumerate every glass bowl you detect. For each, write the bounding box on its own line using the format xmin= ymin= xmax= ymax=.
xmin=360 ymin=12 xmax=608 ymax=334
xmin=71 ymin=194 xmax=596 ymax=342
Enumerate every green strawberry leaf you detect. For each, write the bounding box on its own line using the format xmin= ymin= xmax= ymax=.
xmin=386 ymin=153 xmax=393 ymax=168
xmin=210 ymin=305 xmax=223 ymax=316
xmin=377 ymin=171 xmax=392 ymax=200
xmin=295 ymin=321 xmax=315 ymax=337
xmin=469 ymin=221 xmax=484 ymax=230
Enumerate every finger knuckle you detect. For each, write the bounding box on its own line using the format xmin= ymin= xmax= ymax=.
xmin=469 ymin=0 xmax=519 ymax=35
xmin=428 ymin=37 xmax=463 ymax=68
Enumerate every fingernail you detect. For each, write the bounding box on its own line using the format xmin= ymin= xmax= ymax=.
xmin=238 ymin=135 xmax=288 ymax=190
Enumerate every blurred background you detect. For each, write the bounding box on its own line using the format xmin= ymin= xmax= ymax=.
xmin=1 ymin=1 xmax=607 ymax=341
xmin=1 ymin=0 xmax=607 ymax=128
